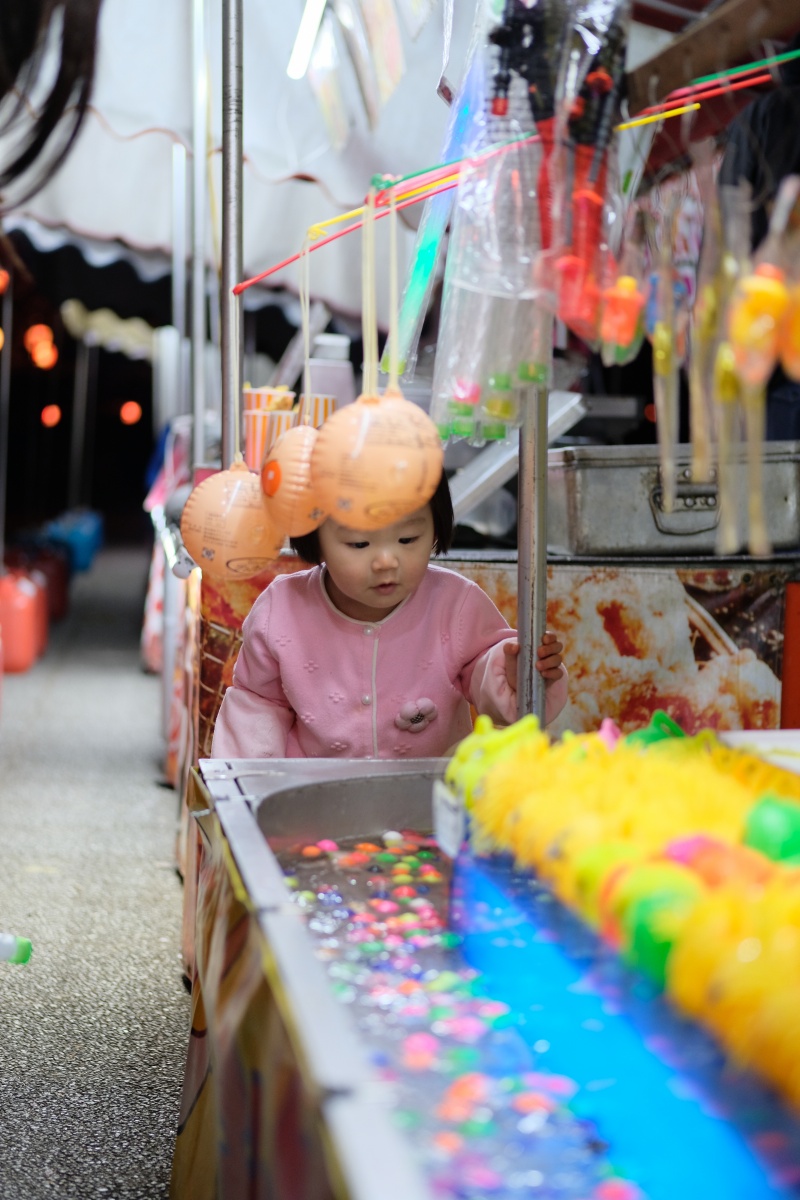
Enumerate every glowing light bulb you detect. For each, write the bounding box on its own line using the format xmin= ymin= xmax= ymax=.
xmin=24 ymin=324 xmax=53 ymax=353
xmin=31 ymin=341 xmax=58 ymax=369
xmin=41 ymin=404 xmax=62 ymax=428
xmin=120 ymin=400 xmax=142 ymax=425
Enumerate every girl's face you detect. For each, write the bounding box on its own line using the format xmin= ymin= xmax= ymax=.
xmin=318 ymin=504 xmax=435 ymax=623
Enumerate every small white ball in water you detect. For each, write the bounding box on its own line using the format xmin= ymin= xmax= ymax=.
xmin=383 ymin=830 xmax=403 ymax=845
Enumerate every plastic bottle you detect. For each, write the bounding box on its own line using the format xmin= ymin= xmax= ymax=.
xmin=307 ymin=333 xmax=356 ymax=409
xmin=0 ymin=933 xmax=32 ymax=963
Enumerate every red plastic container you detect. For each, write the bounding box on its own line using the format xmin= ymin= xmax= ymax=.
xmin=0 ymin=573 xmax=40 ymax=673
xmin=5 ymin=544 xmax=69 ymax=622
xmin=25 ymin=568 xmax=49 ymax=658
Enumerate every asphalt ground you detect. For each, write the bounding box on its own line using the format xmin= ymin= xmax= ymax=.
xmin=0 ymin=544 xmax=191 ymax=1199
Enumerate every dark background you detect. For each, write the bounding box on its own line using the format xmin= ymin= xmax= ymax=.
xmin=3 ymin=232 xmax=310 ymax=545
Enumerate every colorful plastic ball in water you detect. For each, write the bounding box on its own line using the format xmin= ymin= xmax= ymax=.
xmin=623 ymin=891 xmax=698 ymax=989
xmin=599 ymin=860 xmax=704 ymax=947
xmin=261 ymin=424 xmax=328 ymax=537
xmin=310 ymin=392 xmax=443 ymax=530
xmin=180 ymin=459 xmax=285 ymax=578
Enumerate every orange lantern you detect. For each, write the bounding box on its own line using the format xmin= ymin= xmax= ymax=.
xmin=260 ymin=424 xmax=327 ymax=537
xmin=310 ymin=392 xmax=443 ymax=530
xmin=180 ymin=459 xmax=285 ymax=578
xmin=119 ymin=400 xmax=142 ymax=425
xmin=41 ymin=404 xmax=62 ymax=428
xmin=31 ymin=341 xmax=58 ymax=369
xmin=24 ymin=324 xmax=53 ymax=353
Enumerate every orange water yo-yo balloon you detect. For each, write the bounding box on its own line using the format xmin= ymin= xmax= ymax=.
xmin=180 ymin=459 xmax=284 ymax=578
xmin=261 ymin=423 xmax=328 ymax=537
xmin=310 ymin=390 xmax=443 ymax=530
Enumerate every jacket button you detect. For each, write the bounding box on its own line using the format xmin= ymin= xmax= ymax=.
xmin=363 ymin=626 xmax=373 ymax=635
xmin=361 ymin=694 xmax=372 ymax=706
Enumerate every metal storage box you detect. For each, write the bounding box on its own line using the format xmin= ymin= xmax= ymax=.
xmin=546 ymin=441 xmax=800 ymax=556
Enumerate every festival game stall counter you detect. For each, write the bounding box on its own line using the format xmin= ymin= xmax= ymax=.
xmin=170 ymin=731 xmax=800 ymax=1200
xmin=167 ymin=528 xmax=800 ymax=980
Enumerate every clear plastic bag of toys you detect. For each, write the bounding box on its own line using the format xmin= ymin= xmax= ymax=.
xmin=430 ymin=0 xmax=574 ymax=442
xmin=541 ymin=0 xmax=633 ymax=346
xmin=430 ymin=133 xmax=544 ymax=443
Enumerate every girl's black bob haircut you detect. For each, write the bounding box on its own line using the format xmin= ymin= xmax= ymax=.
xmin=290 ymin=469 xmax=454 ymax=565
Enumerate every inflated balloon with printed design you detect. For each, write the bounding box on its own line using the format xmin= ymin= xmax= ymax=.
xmin=180 ymin=459 xmax=284 ymax=578
xmin=261 ymin=424 xmax=328 ymax=537
xmin=311 ymin=392 xmax=443 ymax=530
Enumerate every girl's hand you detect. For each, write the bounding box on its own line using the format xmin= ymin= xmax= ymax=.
xmin=503 ymin=632 xmax=564 ymax=692
xmin=536 ymin=630 xmax=565 ymax=680
xmin=502 ymin=640 xmax=520 ymax=691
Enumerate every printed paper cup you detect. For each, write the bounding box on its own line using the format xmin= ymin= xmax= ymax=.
xmin=299 ymin=393 xmax=336 ymax=428
xmin=244 ymin=408 xmax=300 ymax=471
xmin=242 ymin=385 xmax=296 ymax=412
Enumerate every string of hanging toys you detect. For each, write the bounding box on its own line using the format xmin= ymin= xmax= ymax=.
xmin=181 ymin=0 xmax=800 ymax=577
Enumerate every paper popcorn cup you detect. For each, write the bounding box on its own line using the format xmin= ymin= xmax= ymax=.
xmin=244 ymin=408 xmax=300 ymax=471
xmin=299 ymin=393 xmax=337 ymax=428
xmin=242 ymin=385 xmax=296 ymax=412
xmin=243 ymin=408 xmax=270 ymax=470
xmin=243 ymin=408 xmax=297 ymax=470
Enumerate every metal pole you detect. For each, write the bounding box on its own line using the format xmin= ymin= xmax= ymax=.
xmin=221 ymin=0 xmax=243 ymax=468
xmin=172 ymin=143 xmax=188 ymax=341
xmin=68 ymin=340 xmax=89 ymax=511
xmin=82 ymin=344 xmax=99 ymax=508
xmin=191 ymin=0 xmax=208 ymax=470
xmin=516 ymin=382 xmax=549 ymax=722
xmin=0 ymin=278 xmax=13 ymax=564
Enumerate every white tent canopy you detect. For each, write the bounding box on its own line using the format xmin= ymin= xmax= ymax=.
xmin=2 ymin=0 xmax=481 ymax=324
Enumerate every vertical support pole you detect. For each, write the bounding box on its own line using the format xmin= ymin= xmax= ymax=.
xmin=172 ymin=143 xmax=188 ymax=342
xmin=191 ymin=0 xmax=208 ymax=470
xmin=0 ymin=277 xmax=12 ymax=563
xmin=516 ymin=382 xmax=549 ymax=722
xmin=68 ymin=340 xmax=89 ymax=512
xmin=221 ymin=0 xmax=243 ymax=468
xmin=81 ymin=344 xmax=99 ymax=509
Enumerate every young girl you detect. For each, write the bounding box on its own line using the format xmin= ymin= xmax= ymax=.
xmin=211 ymin=472 xmax=567 ymax=759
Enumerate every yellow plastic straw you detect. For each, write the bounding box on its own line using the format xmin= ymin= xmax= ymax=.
xmin=617 ymin=102 xmax=700 ymax=131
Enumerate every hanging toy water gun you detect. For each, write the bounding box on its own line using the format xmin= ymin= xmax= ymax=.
xmin=713 ymin=182 xmax=753 ymax=555
xmin=549 ymin=1 xmax=630 ymax=345
xmin=600 ymin=207 xmax=647 ymax=367
xmin=688 ymin=141 xmax=724 ymax=484
xmin=778 ymin=271 xmax=800 ymax=382
xmin=488 ymin=0 xmax=567 ymax=255
xmin=726 ymin=176 xmax=800 ymax=556
xmin=776 ymin=185 xmax=800 ymax=381
xmin=646 ymin=199 xmax=688 ymax=515
xmin=712 ymin=339 xmax=742 ymax=554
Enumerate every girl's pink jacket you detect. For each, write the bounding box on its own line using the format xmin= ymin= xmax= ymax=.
xmin=211 ymin=564 xmax=567 ymax=760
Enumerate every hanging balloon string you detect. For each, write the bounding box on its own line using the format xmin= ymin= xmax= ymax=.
xmin=388 ymin=182 xmax=401 ymax=394
xmin=232 ymin=295 xmax=242 ymax=460
xmin=362 ymin=185 xmax=379 ymax=397
xmin=298 ymin=235 xmax=312 ymax=425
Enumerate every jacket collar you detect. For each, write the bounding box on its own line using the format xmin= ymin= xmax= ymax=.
xmin=317 ymin=564 xmax=414 ymax=628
